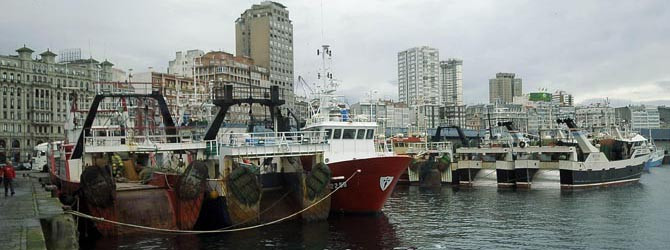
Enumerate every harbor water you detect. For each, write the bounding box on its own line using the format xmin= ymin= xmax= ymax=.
xmin=92 ymin=165 xmax=670 ymax=249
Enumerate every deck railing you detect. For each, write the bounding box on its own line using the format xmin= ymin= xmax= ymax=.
xmin=406 ymin=141 xmax=452 ymax=154
xmin=216 ymin=131 xmax=328 ymax=147
xmin=83 ymin=126 xmax=208 ymax=148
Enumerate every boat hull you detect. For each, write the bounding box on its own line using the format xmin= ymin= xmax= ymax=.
xmin=453 ymin=168 xmax=482 ymax=186
xmin=559 ymin=163 xmax=644 ymax=189
xmin=52 ymin=171 xmax=204 ymax=236
xmin=328 ymin=156 xmax=411 ymax=213
xmin=645 ymin=152 xmax=664 ymax=169
xmin=514 ymin=168 xmax=539 ymax=189
xmin=496 ymin=169 xmax=516 ymax=188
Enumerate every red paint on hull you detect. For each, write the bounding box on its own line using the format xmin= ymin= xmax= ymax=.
xmin=52 ymin=172 xmax=204 ymax=236
xmin=329 ymin=156 xmax=412 ymax=213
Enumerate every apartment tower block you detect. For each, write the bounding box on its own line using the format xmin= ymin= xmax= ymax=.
xmin=236 ymin=1 xmax=294 ymax=107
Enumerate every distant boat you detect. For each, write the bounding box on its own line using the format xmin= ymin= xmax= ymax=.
xmin=557 ymin=119 xmax=650 ymax=189
xmin=645 ymin=146 xmax=664 ymax=169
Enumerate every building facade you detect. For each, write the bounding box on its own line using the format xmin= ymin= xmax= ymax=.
xmin=132 ymin=72 xmax=203 ymax=120
xmin=439 ymin=58 xmax=463 ymax=106
xmin=351 ymin=99 xmax=411 ymax=131
xmin=236 ymin=1 xmax=294 ymax=108
xmin=465 ymin=104 xmax=528 ymax=134
xmin=658 ymin=106 xmax=670 ymax=129
xmin=167 ymin=50 xmax=205 ymax=77
xmin=615 ymin=105 xmax=660 ymax=130
xmin=0 ymin=46 xmax=113 ymax=163
xmin=575 ymin=103 xmax=616 ymax=134
xmin=489 ymin=72 xmax=522 ymax=104
xmin=397 ymin=46 xmax=440 ymax=107
xmin=552 ymin=90 xmax=574 ymax=107
xmin=194 ymin=51 xmax=272 ymax=123
xmin=440 ymin=105 xmax=467 ymax=128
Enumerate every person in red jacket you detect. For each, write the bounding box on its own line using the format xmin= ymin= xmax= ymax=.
xmin=3 ymin=160 xmax=16 ymax=196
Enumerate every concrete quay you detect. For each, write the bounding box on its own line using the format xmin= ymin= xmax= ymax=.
xmin=0 ymin=171 xmax=77 ymax=250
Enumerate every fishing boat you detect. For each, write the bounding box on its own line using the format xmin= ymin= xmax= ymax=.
xmin=557 ymin=118 xmax=650 ymax=188
xmin=196 ymin=84 xmax=333 ymax=227
xmin=300 ymin=45 xmax=412 ymax=213
xmin=646 ymin=147 xmax=665 ymax=169
xmin=644 ymin=134 xmax=664 ymax=169
xmin=453 ymin=121 xmax=574 ymax=189
xmin=49 ymin=83 xmax=210 ymax=236
xmin=400 ymin=126 xmax=460 ymax=187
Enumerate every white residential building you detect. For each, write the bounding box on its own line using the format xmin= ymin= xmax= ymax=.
xmin=465 ymin=104 xmax=528 ymax=133
xmin=575 ymin=103 xmax=616 ymax=133
xmin=615 ymin=105 xmax=660 ymax=130
xmin=552 ymin=90 xmax=574 ymax=107
xmin=351 ymin=99 xmax=411 ymax=130
xmin=167 ymin=50 xmax=205 ymax=77
xmin=397 ymin=46 xmax=440 ymax=107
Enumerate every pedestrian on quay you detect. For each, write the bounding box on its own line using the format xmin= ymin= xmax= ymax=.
xmin=2 ymin=160 xmax=16 ymax=196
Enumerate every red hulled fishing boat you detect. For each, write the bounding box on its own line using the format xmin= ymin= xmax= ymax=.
xmin=301 ymin=45 xmax=411 ymax=213
xmin=49 ymin=83 xmax=209 ymax=236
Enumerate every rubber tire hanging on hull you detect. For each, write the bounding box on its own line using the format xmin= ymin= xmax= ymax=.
xmin=175 ymin=161 xmax=209 ymax=229
xmin=225 ymin=162 xmax=262 ymax=226
xmin=80 ymin=165 xmax=116 ymax=208
xmin=302 ymin=162 xmax=332 ymax=221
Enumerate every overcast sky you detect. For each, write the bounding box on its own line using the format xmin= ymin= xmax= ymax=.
xmin=1 ymin=0 xmax=669 ymax=105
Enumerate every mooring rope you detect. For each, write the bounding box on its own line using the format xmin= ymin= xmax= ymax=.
xmin=221 ymin=189 xmax=293 ymax=230
xmin=65 ymin=169 xmax=361 ymax=234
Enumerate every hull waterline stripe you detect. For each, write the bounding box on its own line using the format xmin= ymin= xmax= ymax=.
xmin=561 ymin=178 xmax=640 ymax=188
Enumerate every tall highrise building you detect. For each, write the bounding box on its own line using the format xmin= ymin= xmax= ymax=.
xmin=439 ymin=58 xmax=463 ymax=106
xmin=397 ymin=46 xmax=440 ymax=107
xmin=489 ymin=72 xmax=522 ymax=104
xmin=236 ymin=1 xmax=294 ymax=107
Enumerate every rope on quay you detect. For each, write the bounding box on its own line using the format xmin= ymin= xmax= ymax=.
xmin=64 ymin=169 xmax=362 ymax=235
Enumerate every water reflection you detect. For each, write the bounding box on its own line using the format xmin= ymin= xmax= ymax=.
xmin=328 ymin=214 xmax=401 ymax=249
xmin=103 ymin=166 xmax=670 ymax=249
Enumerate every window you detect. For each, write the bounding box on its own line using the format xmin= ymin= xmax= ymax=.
xmin=356 ymin=129 xmax=366 ymax=139
xmin=324 ymin=129 xmax=332 ymax=139
xmin=342 ymin=129 xmax=356 ymax=139
xmin=333 ymin=129 xmax=342 ymax=139
xmin=366 ymin=129 xmax=374 ymax=139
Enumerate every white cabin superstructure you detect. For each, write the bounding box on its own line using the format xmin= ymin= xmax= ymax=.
xmin=302 ymin=120 xmax=388 ymax=164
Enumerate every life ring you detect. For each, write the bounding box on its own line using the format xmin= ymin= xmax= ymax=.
xmin=519 ymin=141 xmax=526 ymax=148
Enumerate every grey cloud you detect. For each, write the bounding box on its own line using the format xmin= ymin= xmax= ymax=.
xmin=2 ymin=0 xmax=669 ymax=104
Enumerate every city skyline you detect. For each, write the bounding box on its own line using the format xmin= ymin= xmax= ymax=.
xmin=2 ymin=0 xmax=669 ymax=105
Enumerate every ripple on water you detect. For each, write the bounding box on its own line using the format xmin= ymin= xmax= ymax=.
xmin=103 ymin=166 xmax=670 ymax=249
